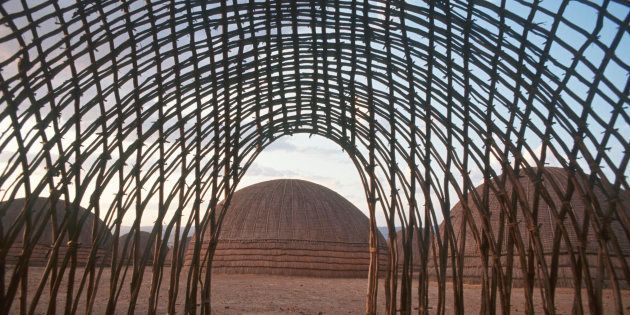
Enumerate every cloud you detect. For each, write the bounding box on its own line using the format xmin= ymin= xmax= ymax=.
xmin=246 ymin=163 xmax=299 ymax=177
xmin=265 ymin=138 xmax=298 ymax=152
xmin=522 ymin=143 xmax=564 ymax=169
xmin=264 ymin=135 xmax=344 ymax=157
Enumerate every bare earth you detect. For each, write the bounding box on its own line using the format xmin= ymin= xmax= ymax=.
xmin=8 ymin=267 xmax=630 ymax=314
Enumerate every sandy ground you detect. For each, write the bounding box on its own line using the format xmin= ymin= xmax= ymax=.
xmin=6 ymin=267 xmax=630 ymax=314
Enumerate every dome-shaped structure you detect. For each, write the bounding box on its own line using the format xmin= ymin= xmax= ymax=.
xmin=118 ymin=231 xmax=153 ymax=264
xmin=438 ymin=167 xmax=630 ymax=287
xmin=185 ymin=179 xmax=387 ymax=277
xmin=393 ymin=227 xmax=428 ymax=271
xmin=0 ymin=197 xmax=113 ymax=266
xmin=164 ymin=236 xmax=191 ymax=266
xmin=117 ymin=230 xmax=176 ymax=265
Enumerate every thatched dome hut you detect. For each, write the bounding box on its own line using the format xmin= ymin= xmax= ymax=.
xmin=118 ymin=231 xmax=149 ymax=264
xmin=438 ymin=167 xmax=630 ymax=287
xmin=185 ymin=179 xmax=387 ymax=277
xmin=393 ymin=227 xmax=427 ymax=271
xmin=165 ymin=236 xmax=191 ymax=266
xmin=0 ymin=197 xmax=113 ymax=266
xmin=118 ymin=230 xmax=172 ymax=265
xmin=117 ymin=231 xmax=190 ymax=266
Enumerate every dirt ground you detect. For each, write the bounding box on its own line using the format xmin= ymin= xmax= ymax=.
xmin=7 ymin=267 xmax=630 ymax=314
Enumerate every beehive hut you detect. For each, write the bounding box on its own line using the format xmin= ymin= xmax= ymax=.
xmin=165 ymin=236 xmax=191 ymax=266
xmin=393 ymin=227 xmax=429 ymax=271
xmin=117 ymin=230 xmax=190 ymax=266
xmin=438 ymin=167 xmax=630 ymax=287
xmin=118 ymin=230 xmax=170 ymax=265
xmin=0 ymin=197 xmax=113 ymax=266
xmin=185 ymin=179 xmax=387 ymax=277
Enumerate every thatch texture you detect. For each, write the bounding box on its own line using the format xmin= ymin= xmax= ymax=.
xmin=0 ymin=197 xmax=112 ymax=266
xmin=393 ymin=228 xmax=424 ymax=271
xmin=118 ymin=231 xmax=154 ymax=265
xmin=438 ymin=167 xmax=630 ymax=288
xmin=1 ymin=0 xmax=628 ymax=312
xmin=186 ymin=179 xmax=387 ymax=277
xmin=165 ymin=236 xmax=191 ymax=266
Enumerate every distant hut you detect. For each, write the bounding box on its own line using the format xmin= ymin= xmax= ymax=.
xmin=185 ymin=179 xmax=387 ymax=277
xmin=118 ymin=230 xmax=169 ymax=265
xmin=165 ymin=236 xmax=191 ymax=266
xmin=393 ymin=227 xmax=429 ymax=271
xmin=117 ymin=230 xmax=191 ymax=266
xmin=438 ymin=167 xmax=630 ymax=287
xmin=0 ymin=197 xmax=113 ymax=266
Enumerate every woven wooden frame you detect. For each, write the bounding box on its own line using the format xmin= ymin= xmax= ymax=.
xmin=0 ymin=0 xmax=628 ymax=314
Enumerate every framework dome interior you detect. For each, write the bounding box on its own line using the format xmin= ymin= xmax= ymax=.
xmin=0 ymin=0 xmax=628 ymax=313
